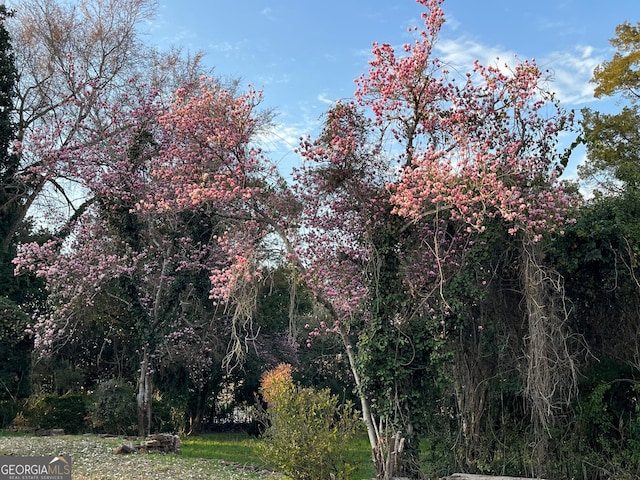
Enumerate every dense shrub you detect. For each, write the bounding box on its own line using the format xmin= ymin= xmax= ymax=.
xmin=29 ymin=394 xmax=88 ymax=434
xmin=0 ymin=400 xmax=19 ymax=428
xmin=257 ymin=363 xmax=361 ymax=480
xmin=550 ymin=364 xmax=640 ymax=480
xmin=88 ymin=379 xmax=137 ymax=435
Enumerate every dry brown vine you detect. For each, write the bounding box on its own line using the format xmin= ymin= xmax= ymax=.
xmin=519 ymin=232 xmax=580 ymax=472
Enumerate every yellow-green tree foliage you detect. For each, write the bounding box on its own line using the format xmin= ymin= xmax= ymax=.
xmin=592 ymin=22 xmax=640 ymax=99
xmin=580 ymin=22 xmax=640 ymax=192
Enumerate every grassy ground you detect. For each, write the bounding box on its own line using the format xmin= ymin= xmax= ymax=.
xmin=0 ymin=431 xmax=377 ymax=479
xmin=181 ymin=432 xmax=376 ymax=479
xmin=0 ymin=431 xmax=276 ymax=480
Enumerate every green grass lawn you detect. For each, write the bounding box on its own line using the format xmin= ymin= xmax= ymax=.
xmin=181 ymin=432 xmax=265 ymax=466
xmin=181 ymin=431 xmax=376 ymax=479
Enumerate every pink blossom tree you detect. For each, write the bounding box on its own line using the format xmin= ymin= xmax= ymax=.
xmin=14 ymin=76 xmax=290 ymax=435
xmin=293 ymin=0 xmax=577 ymax=477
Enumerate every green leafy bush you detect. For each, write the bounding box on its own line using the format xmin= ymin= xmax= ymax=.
xmin=88 ymin=379 xmax=137 ymax=435
xmin=0 ymin=400 xmax=19 ymax=428
xmin=549 ymin=361 xmax=640 ymax=479
xmin=29 ymin=394 xmax=88 ymax=433
xmin=257 ymin=364 xmax=361 ymax=480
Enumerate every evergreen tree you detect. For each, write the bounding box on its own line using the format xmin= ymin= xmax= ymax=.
xmin=0 ymin=6 xmax=32 ymax=408
xmin=0 ymin=4 xmax=19 ymax=299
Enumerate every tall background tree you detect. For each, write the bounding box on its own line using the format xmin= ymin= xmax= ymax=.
xmin=0 ymin=3 xmax=35 ymax=419
xmin=578 ymin=21 xmax=640 ymax=371
xmin=545 ymin=20 xmax=640 ymax=479
xmin=0 ymin=3 xmax=19 ymax=297
xmin=1 ymin=0 xmax=163 ymax=251
xmin=580 ymin=21 xmax=640 ymax=194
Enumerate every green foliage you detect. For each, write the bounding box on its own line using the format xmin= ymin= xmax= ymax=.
xmin=258 ymin=365 xmax=362 ymax=480
xmin=549 ymin=195 xmax=640 ymax=365
xmin=0 ymin=400 xmax=19 ymax=428
xmin=295 ymin=330 xmax=356 ymax=403
xmin=0 ymin=4 xmax=21 ymax=300
xmin=53 ymin=361 xmax=85 ymax=395
xmin=0 ymin=297 xmax=31 ymax=401
xmin=255 ymin=265 xmax=313 ymax=334
xmin=28 ymin=394 xmax=88 ymax=434
xmin=29 ymin=358 xmax=89 ymax=398
xmin=0 ymin=5 xmax=16 ymax=140
xmin=544 ymin=360 xmax=640 ymax=479
xmin=88 ymin=379 xmax=137 ymax=435
xmin=580 ymin=107 xmax=640 ymax=192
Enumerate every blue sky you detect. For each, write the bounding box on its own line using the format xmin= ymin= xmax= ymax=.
xmin=147 ymin=0 xmax=638 ymax=179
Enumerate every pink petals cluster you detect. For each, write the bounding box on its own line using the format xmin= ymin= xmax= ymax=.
xmin=293 ymin=103 xmax=386 ymax=323
xmin=14 ymin=214 xmax=136 ymax=353
xmin=353 ymin=0 xmax=575 ymax=241
xmin=153 ymin=78 xmax=267 ymax=212
xmin=387 ymin=60 xmax=574 ymax=238
xmin=293 ymin=0 xmax=577 ymax=344
xmin=14 ymin=75 xmax=282 ymax=358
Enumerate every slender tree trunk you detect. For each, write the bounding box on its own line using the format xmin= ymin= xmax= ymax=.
xmin=187 ymin=386 xmax=209 ymax=435
xmin=339 ymin=328 xmax=379 ymax=463
xmin=137 ymin=348 xmax=153 ymax=436
xmin=277 ymin=226 xmax=418 ymax=479
xmin=340 ymin=326 xmax=412 ymax=480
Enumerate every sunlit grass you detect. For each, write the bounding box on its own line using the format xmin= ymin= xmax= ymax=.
xmin=342 ymin=434 xmax=377 ymax=479
xmin=182 ymin=431 xmax=376 ymax=479
xmin=181 ymin=432 xmax=264 ymax=466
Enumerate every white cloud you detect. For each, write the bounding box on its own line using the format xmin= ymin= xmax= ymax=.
xmin=257 ymin=122 xmax=306 ymax=177
xmin=260 ymin=7 xmax=276 ymax=21
xmin=538 ymin=46 xmax=603 ymax=105
xmin=261 ymin=122 xmax=305 ymax=151
xmin=317 ymin=93 xmax=335 ymax=105
xmin=435 ymin=37 xmax=607 ymax=107
xmin=255 ymin=72 xmax=291 ymax=86
xmin=208 ymin=40 xmax=248 ymax=53
xmin=208 ymin=41 xmax=236 ymax=53
xmin=435 ymin=38 xmax=518 ymax=74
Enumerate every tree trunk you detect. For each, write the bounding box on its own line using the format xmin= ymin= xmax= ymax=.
xmin=137 ymin=348 xmax=153 ymax=437
xmin=186 ymin=386 xmax=209 ymax=435
xmin=340 ymin=315 xmax=415 ymax=480
xmin=452 ymin=330 xmax=489 ymax=472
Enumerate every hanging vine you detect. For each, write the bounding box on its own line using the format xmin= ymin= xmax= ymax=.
xmin=519 ymin=232 xmax=581 ymax=472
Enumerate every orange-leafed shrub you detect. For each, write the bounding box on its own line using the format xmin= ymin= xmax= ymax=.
xmin=259 ymin=363 xmax=293 ymax=403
